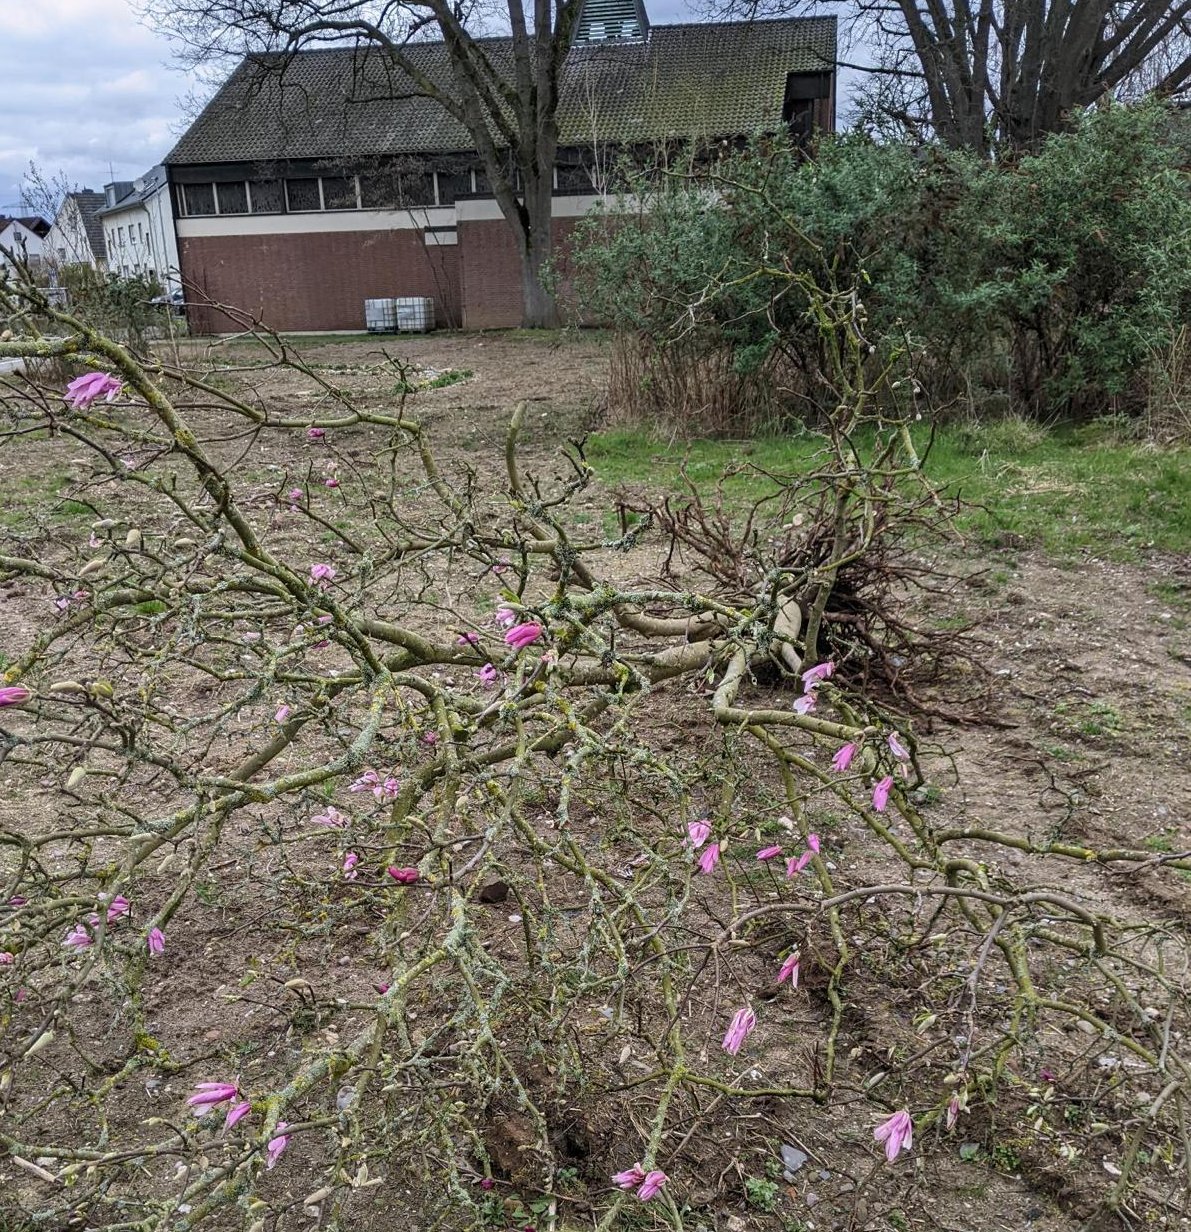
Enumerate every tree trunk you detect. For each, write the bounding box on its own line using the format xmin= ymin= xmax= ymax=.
xmin=517 ymin=166 xmax=560 ymax=329
xmin=521 ymin=231 xmax=560 ymax=329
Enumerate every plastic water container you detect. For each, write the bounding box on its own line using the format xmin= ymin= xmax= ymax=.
xmin=395 ymin=297 xmax=435 ymax=333
xmin=364 ymin=298 xmax=397 ymax=332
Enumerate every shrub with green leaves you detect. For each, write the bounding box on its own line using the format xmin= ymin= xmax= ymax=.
xmin=573 ymin=104 xmax=1191 ymax=428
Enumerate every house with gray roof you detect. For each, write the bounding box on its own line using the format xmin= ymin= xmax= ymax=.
xmin=97 ymin=168 xmax=182 ymax=291
xmin=164 ymin=9 xmax=836 ymax=331
xmin=46 ymin=191 xmax=108 ymax=271
xmin=0 ymin=215 xmax=51 ymax=272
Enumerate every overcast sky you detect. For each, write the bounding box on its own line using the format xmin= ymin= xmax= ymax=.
xmin=0 ymin=0 xmax=834 ymax=217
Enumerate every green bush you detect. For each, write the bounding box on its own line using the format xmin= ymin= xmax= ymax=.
xmin=573 ymin=104 xmax=1191 ymax=430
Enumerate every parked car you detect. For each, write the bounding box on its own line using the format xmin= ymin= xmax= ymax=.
xmin=149 ymin=288 xmax=186 ymax=315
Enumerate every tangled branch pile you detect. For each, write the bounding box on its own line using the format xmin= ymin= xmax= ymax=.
xmin=0 ymin=268 xmax=1188 ymax=1231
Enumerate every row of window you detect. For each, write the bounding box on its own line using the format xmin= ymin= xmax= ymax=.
xmin=176 ymin=166 xmax=598 ymax=218
xmin=106 ymin=220 xmax=148 ymax=250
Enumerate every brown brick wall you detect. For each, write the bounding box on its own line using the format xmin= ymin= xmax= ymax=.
xmin=457 ymin=217 xmax=584 ymax=330
xmin=178 ymin=229 xmax=461 ymax=333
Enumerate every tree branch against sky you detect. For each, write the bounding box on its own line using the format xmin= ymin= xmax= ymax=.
xmin=722 ymin=0 xmax=1191 ymax=152
xmin=145 ymin=0 xmax=586 ymax=327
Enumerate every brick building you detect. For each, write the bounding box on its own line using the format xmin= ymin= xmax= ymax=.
xmin=164 ymin=10 xmax=836 ymax=333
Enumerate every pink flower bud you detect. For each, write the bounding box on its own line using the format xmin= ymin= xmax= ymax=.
xmin=387 ymin=866 xmax=419 ymax=884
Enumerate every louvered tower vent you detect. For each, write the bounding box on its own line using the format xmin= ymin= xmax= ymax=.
xmin=574 ymin=0 xmax=649 ymax=44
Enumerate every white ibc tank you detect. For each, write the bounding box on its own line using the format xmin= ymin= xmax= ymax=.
xmin=364 ymin=298 xmax=397 ymax=332
xmin=395 ymin=297 xmax=435 ymax=333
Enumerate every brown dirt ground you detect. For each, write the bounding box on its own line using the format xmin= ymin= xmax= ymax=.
xmin=0 ymin=331 xmax=1189 ymax=1232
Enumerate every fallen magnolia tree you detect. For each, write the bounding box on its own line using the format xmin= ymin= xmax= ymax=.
xmin=0 ymin=263 xmax=1189 ymax=1231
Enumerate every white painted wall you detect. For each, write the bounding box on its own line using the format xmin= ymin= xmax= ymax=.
xmin=0 ymin=220 xmax=47 ymax=270
xmin=102 ymin=179 xmax=181 ymax=291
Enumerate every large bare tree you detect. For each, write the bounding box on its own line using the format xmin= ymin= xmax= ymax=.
xmin=150 ymin=0 xmax=587 ymax=327
xmin=737 ymin=0 xmax=1191 ymax=152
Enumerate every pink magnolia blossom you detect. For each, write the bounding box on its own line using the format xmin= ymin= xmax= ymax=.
xmin=945 ymin=1095 xmax=961 ymax=1130
xmin=612 ymin=1164 xmax=646 ymax=1191
xmin=872 ymin=776 xmax=894 ymax=813
xmin=65 ymin=371 xmax=122 ymax=409
xmin=309 ymin=562 xmax=336 ymax=587
xmin=887 ymin=732 xmax=911 ymax=762
xmin=801 ymin=660 xmax=834 ymax=689
xmin=756 ymin=845 xmax=783 ymax=860
xmin=306 ymin=427 xmax=326 ymax=441
xmin=342 ymin=852 xmax=359 ymax=880
xmin=873 ymin=1109 xmax=913 ymax=1161
xmin=722 ymin=1006 xmax=757 ymax=1056
xmin=62 ymin=923 xmax=93 ymax=950
xmin=349 ymin=770 xmax=399 ymax=801
xmin=787 ymin=850 xmax=813 ymax=877
xmin=187 ymin=1082 xmax=239 ymax=1114
xmin=387 ymin=866 xmax=419 ymax=884
xmin=103 ymin=896 xmax=130 ymax=926
xmin=636 ymin=1170 xmax=668 ymax=1201
xmin=286 ymin=488 xmax=303 ymax=505
xmin=456 ymin=631 xmax=480 ymax=647
xmin=225 ymin=1100 xmax=251 ymax=1130
xmin=311 ymin=806 xmax=348 ymax=828
xmin=422 ymin=731 xmax=438 ymax=745
xmin=777 ymin=951 xmax=801 ymax=986
xmin=697 ymin=842 xmax=720 ymax=875
xmin=324 ymin=478 xmax=339 ymax=489
xmin=686 ymin=819 xmax=711 ymax=849
xmin=265 ymin=1122 xmax=290 ymax=1169
xmin=830 ymin=742 xmax=857 ymax=772
xmin=478 ymin=1177 xmax=494 ymax=1191
xmin=494 ymin=605 xmax=518 ymax=628
xmin=504 ymin=622 xmax=543 ymax=650
xmin=1040 ymin=1067 xmax=1056 ymax=1083
xmin=0 ymin=952 xmax=14 ymax=964
xmin=275 ymin=705 xmax=292 ymax=723
xmin=0 ymin=686 xmax=31 ymax=707
xmin=477 ymin=663 xmax=500 ymax=688
xmin=792 ymin=693 xmax=816 ymax=716
xmin=806 ymin=832 xmax=821 ymax=853
xmin=147 ymin=927 xmax=165 ymax=956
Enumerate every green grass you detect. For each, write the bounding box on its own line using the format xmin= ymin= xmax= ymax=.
xmin=586 ymin=419 xmax=1191 ymax=559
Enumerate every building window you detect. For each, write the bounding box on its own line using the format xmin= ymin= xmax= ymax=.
xmin=436 ymin=168 xmax=473 ymax=205
xmin=555 ymin=160 xmax=594 ymax=194
xmin=181 ymin=184 xmax=216 ymax=216
xmin=216 ymin=182 xmax=249 ymax=215
xmin=322 ymin=176 xmax=358 ymax=210
xmin=285 ymin=179 xmax=322 ymax=212
xmin=360 ymin=170 xmax=436 ymax=209
xmin=359 ymin=175 xmax=397 ymax=209
xmin=248 ymin=180 xmax=284 ymax=213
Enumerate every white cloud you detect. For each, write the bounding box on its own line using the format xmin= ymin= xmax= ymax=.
xmin=0 ymin=0 xmax=191 ymax=212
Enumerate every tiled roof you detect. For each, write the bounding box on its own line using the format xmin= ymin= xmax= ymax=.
xmin=96 ymin=166 xmax=169 ymax=218
xmin=67 ymin=191 xmax=108 ymax=260
xmin=0 ymin=216 xmax=51 ymax=237
xmin=164 ymin=18 xmax=836 ymax=165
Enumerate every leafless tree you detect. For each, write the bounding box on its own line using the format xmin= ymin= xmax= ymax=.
xmin=146 ymin=0 xmax=587 ymax=327
xmin=731 ymin=0 xmax=1191 ymax=152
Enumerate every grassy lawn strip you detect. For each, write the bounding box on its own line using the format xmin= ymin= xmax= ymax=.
xmin=587 ymin=419 xmax=1190 ymax=558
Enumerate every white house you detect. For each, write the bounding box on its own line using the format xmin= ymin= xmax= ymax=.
xmin=97 ymin=167 xmax=181 ymax=290
xmin=0 ymin=215 xmax=50 ymax=272
xmin=46 ymin=190 xmax=108 ymax=269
